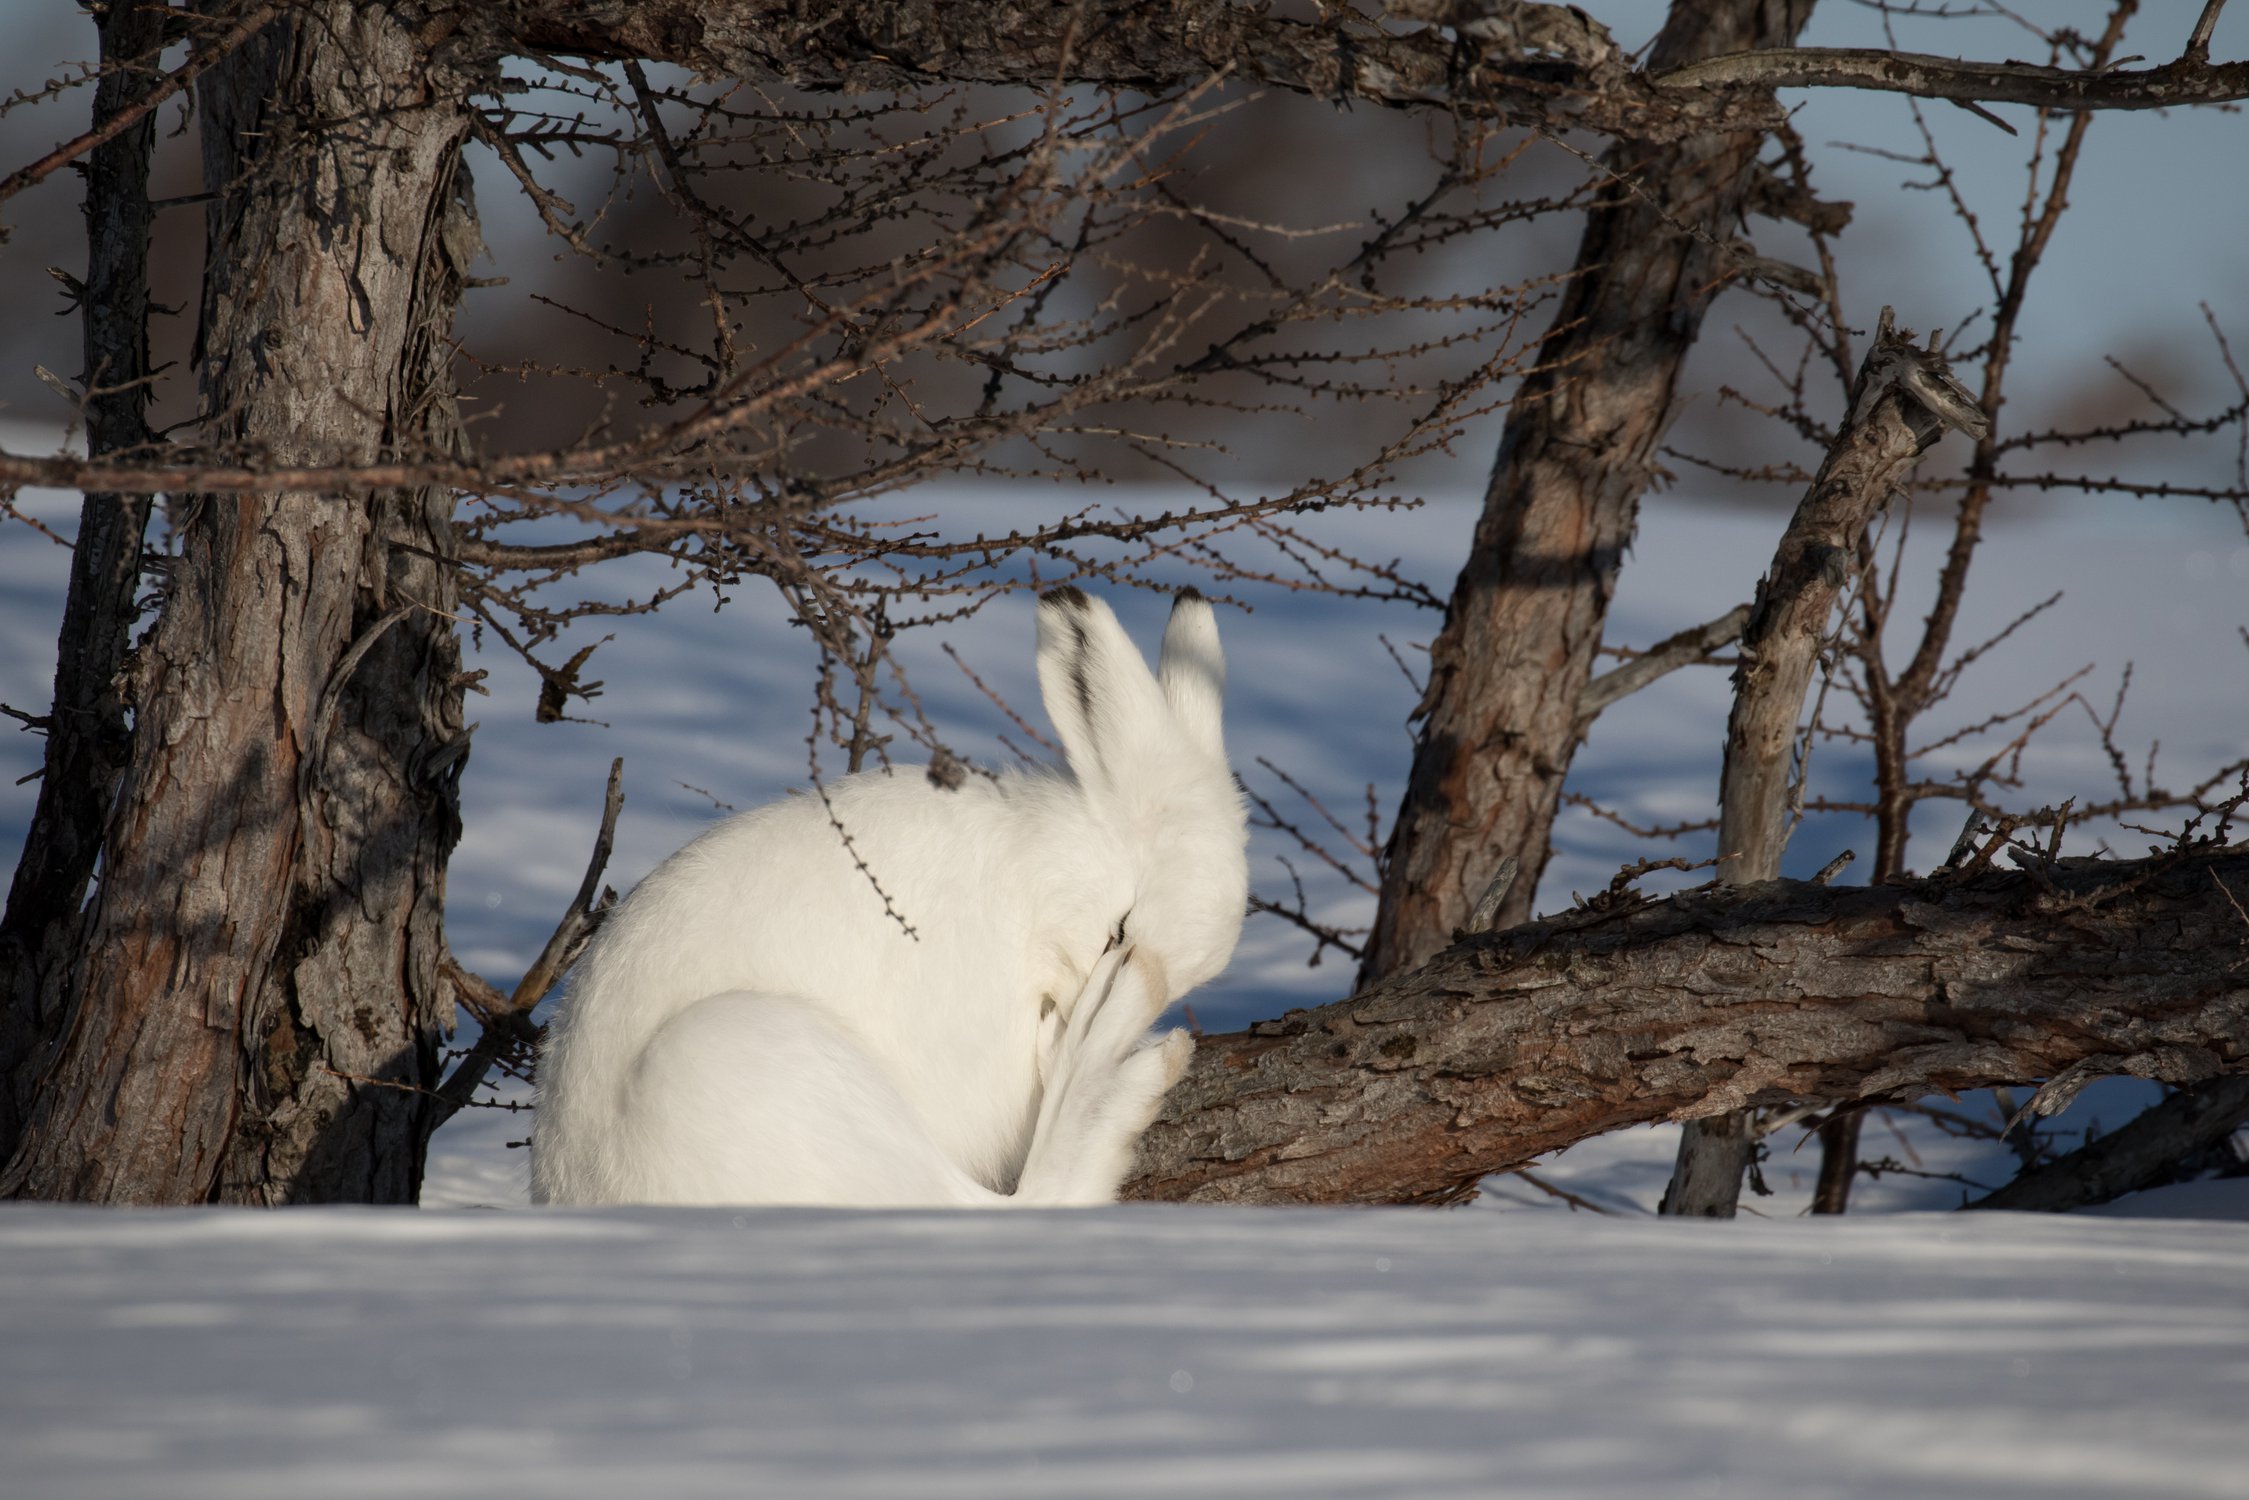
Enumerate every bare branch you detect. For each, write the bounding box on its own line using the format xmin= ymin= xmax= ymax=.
xmin=429 ymin=758 xmax=625 ymax=1128
xmin=1578 ymin=603 xmax=1750 ymax=727
xmin=1720 ymin=309 xmax=1985 ymax=887
xmin=0 ymin=5 xmax=279 ymax=222
xmin=510 ymin=2 xmax=2249 ymax=151
xmin=1654 ymin=46 xmax=2249 ymax=115
xmin=508 ymin=0 xmax=1766 ymax=144
xmin=1963 ymin=1074 xmax=2249 ymax=1213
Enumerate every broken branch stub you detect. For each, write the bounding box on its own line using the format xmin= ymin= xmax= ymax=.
xmin=1665 ymin=309 xmax=1986 ymax=1218
xmin=1720 ymin=309 xmax=1988 ymax=888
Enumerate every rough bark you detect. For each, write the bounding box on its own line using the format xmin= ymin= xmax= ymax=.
xmin=506 ymin=2 xmax=2249 ymax=137
xmin=1664 ymin=318 xmax=1986 ymax=1215
xmin=0 ymin=2 xmax=475 ymax=1204
xmin=1126 ymin=848 xmax=2249 ymax=1206
xmin=1963 ymin=1074 xmax=2249 ymax=1214
xmin=1358 ymin=0 xmax=1817 ymax=988
xmin=508 ymin=0 xmax=1765 ymax=144
xmin=0 ymin=0 xmax=162 ymax=1161
xmin=1809 ymin=1109 xmax=1862 ymax=1213
xmin=1654 ymin=42 xmax=2249 ymax=110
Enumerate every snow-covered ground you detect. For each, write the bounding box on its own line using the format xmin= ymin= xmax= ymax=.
xmin=4 ymin=1203 xmax=2246 ymax=1500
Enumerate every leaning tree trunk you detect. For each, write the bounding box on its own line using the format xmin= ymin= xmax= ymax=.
xmin=0 ymin=3 xmax=476 ymax=1204
xmin=1359 ymin=0 xmax=1817 ymax=986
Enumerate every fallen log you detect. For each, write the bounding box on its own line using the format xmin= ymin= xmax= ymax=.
xmin=1127 ymin=847 xmax=2249 ymax=1204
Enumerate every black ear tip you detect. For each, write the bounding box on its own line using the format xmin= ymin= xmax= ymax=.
xmin=1040 ymin=585 xmax=1090 ymax=610
xmin=1171 ymin=586 xmax=1204 ymax=608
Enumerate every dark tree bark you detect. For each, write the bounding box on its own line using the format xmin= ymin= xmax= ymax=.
xmin=0 ymin=0 xmax=163 ymax=1161
xmin=509 ymin=1 xmax=2249 ymax=132
xmin=1809 ymin=1110 xmax=1862 ymax=1214
xmin=1358 ymin=0 xmax=1817 ymax=986
xmin=1963 ymin=1075 xmax=2249 ymax=1214
xmin=1 ymin=3 xmax=477 ymax=1204
xmin=1127 ymin=849 xmax=2249 ymax=1205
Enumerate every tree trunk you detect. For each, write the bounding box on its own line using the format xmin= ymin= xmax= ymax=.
xmin=0 ymin=0 xmax=162 ymax=1160
xmin=1809 ymin=1109 xmax=1863 ymax=1213
xmin=0 ymin=2 xmax=476 ymax=1204
xmin=1358 ymin=0 xmax=1817 ymax=986
xmin=1660 ymin=316 xmax=1988 ymax=1216
xmin=1126 ymin=848 xmax=2249 ymax=1205
xmin=1659 ymin=1110 xmax=1759 ymax=1217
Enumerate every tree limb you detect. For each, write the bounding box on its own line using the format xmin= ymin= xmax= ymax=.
xmin=1359 ymin=0 xmax=1816 ymax=980
xmin=1125 ymin=846 xmax=2249 ymax=1205
xmin=1577 ymin=604 xmax=1750 ymax=728
xmin=504 ymin=0 xmax=1764 ymax=144
xmin=1719 ymin=309 xmax=1988 ymax=890
xmin=1654 ymin=45 xmax=2249 ymax=115
xmin=1962 ymin=1073 xmax=2249 ymax=1213
xmin=1663 ymin=309 xmax=1985 ymax=1217
xmin=504 ymin=2 xmax=2249 ymax=148
xmin=0 ymin=0 xmax=167 ymax=1162
xmin=428 ymin=758 xmax=624 ymax=1131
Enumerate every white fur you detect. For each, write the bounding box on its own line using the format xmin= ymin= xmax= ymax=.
xmin=530 ymin=589 xmax=1248 ymax=1206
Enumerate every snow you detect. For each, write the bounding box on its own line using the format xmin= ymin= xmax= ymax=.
xmin=4 ymin=1203 xmax=2246 ymax=1499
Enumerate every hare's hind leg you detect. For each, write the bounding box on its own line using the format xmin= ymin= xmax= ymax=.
xmin=1014 ymin=947 xmax=1194 ymax=1205
xmin=623 ymin=993 xmax=1002 ymax=1207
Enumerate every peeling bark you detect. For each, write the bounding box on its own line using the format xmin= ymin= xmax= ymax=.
xmin=1127 ymin=849 xmax=2249 ymax=1206
xmin=1 ymin=3 xmax=475 ymax=1204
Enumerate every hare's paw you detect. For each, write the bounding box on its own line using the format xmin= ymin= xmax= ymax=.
xmin=1068 ymin=946 xmax=1174 ymax=1072
xmin=1108 ymin=1026 xmax=1195 ymax=1135
xmin=1153 ymin=1025 xmax=1195 ymax=1090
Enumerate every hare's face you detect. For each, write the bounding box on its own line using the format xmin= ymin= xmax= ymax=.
xmin=1037 ymin=587 xmax=1249 ymax=1000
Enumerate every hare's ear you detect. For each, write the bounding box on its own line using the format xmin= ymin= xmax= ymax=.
xmin=1035 ymin=586 xmax=1166 ymax=786
xmin=1158 ymin=588 xmax=1225 ymax=760
xmin=1037 ymin=586 xmax=1103 ymax=778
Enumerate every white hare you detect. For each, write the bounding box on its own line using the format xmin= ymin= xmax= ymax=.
xmin=530 ymin=587 xmax=1248 ymax=1206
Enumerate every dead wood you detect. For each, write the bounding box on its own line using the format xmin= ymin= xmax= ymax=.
xmin=1126 ymin=848 xmax=2249 ymax=1205
xmin=1962 ymin=1073 xmax=2249 ymax=1214
xmin=1662 ymin=312 xmax=1988 ymax=1216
